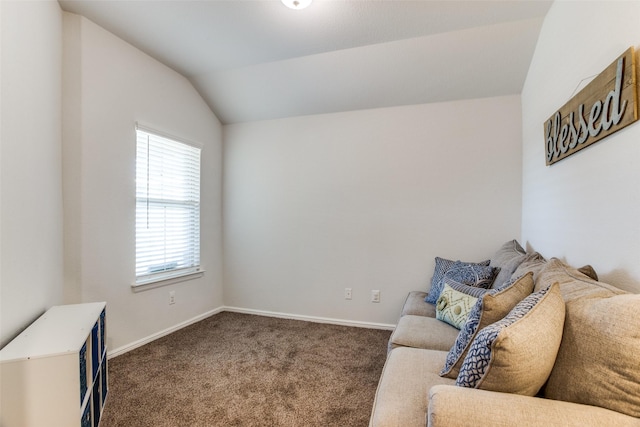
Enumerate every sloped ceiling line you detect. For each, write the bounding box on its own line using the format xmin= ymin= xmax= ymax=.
xmin=59 ymin=0 xmax=552 ymax=124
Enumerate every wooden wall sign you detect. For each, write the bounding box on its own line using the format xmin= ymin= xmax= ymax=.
xmin=544 ymin=47 xmax=638 ymax=165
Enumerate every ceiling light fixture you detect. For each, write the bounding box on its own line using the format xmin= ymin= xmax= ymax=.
xmin=281 ymin=0 xmax=312 ymax=10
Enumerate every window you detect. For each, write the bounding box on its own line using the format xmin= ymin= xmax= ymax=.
xmin=135 ymin=124 xmax=202 ymax=287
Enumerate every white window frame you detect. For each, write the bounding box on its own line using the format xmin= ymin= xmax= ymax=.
xmin=133 ymin=123 xmax=203 ymax=290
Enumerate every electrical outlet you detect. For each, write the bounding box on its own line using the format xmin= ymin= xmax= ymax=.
xmin=169 ymin=291 xmax=175 ymax=305
xmin=345 ymin=288 xmax=352 ymax=300
xmin=371 ymin=290 xmax=380 ymax=303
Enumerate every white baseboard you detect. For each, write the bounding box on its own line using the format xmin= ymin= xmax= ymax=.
xmin=223 ymin=306 xmax=396 ymax=331
xmin=107 ymin=306 xmax=225 ymax=359
xmin=108 ymin=306 xmax=395 ymax=359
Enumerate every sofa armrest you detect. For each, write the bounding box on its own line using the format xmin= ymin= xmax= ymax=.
xmin=428 ymin=385 xmax=640 ymax=427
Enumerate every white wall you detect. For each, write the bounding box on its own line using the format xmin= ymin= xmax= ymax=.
xmin=521 ymin=0 xmax=640 ymax=293
xmin=62 ymin=13 xmax=224 ymax=351
xmin=0 ymin=0 xmax=64 ymax=347
xmin=224 ymin=96 xmax=523 ymax=325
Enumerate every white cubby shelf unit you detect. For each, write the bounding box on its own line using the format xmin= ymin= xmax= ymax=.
xmin=0 ymin=302 xmax=108 ymax=427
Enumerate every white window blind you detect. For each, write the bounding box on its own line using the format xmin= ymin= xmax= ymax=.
xmin=135 ymin=125 xmax=201 ymax=286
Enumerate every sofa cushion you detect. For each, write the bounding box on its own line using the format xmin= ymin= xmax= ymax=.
xmin=533 ymin=258 xmax=620 ymax=296
xmin=369 ymin=347 xmax=454 ymax=427
xmin=489 ymin=239 xmax=527 ymax=288
xmin=511 ymin=251 xmax=546 ymax=282
xmin=515 ymin=253 xmax=599 ymax=285
xmin=440 ymin=272 xmax=534 ymax=379
xmin=538 ymin=259 xmax=640 ymax=418
xmin=400 ymin=291 xmax=436 ymax=318
xmin=436 ymin=284 xmax=478 ymax=329
xmin=428 ymin=385 xmax=640 ymax=427
xmin=456 ymin=283 xmax=565 ymax=396
xmin=388 ymin=315 xmax=460 ymax=352
xmin=424 ymin=257 xmax=490 ymax=304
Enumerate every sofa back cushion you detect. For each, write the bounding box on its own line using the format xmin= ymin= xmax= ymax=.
xmin=489 ymin=239 xmax=527 ymax=288
xmin=401 ymin=291 xmax=437 ymax=318
xmin=511 ymin=251 xmax=546 ymax=282
xmin=538 ymin=259 xmax=640 ymax=418
xmin=533 ymin=258 xmax=620 ymax=296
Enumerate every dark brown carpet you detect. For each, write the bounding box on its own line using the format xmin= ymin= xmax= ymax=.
xmin=100 ymin=312 xmax=391 ymax=427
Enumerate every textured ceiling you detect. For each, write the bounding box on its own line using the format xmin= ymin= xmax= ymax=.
xmin=59 ymin=0 xmax=552 ymax=124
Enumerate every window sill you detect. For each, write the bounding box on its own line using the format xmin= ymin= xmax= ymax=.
xmin=131 ymin=270 xmax=205 ymax=293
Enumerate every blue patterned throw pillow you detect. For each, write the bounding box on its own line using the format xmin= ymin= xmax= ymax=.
xmin=424 ymin=258 xmax=491 ymax=305
xmin=455 ymin=283 xmax=565 ymax=395
xmin=444 ymin=262 xmax=499 ymax=289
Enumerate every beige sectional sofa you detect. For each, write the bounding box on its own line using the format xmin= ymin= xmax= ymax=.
xmin=369 ymin=241 xmax=640 ymax=427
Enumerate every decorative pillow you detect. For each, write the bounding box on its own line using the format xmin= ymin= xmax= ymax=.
xmin=489 ymin=239 xmax=528 ymax=289
xmin=443 ymin=262 xmax=499 ymax=289
xmin=443 ymin=278 xmax=492 ymax=299
xmin=439 ymin=272 xmax=534 ymax=379
xmin=435 ymin=284 xmax=479 ymax=329
xmin=456 ymin=283 xmax=565 ymax=396
xmin=424 ymin=257 xmax=490 ymax=304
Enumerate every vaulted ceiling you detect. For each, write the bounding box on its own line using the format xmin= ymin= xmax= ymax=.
xmin=59 ymin=0 xmax=552 ymax=124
